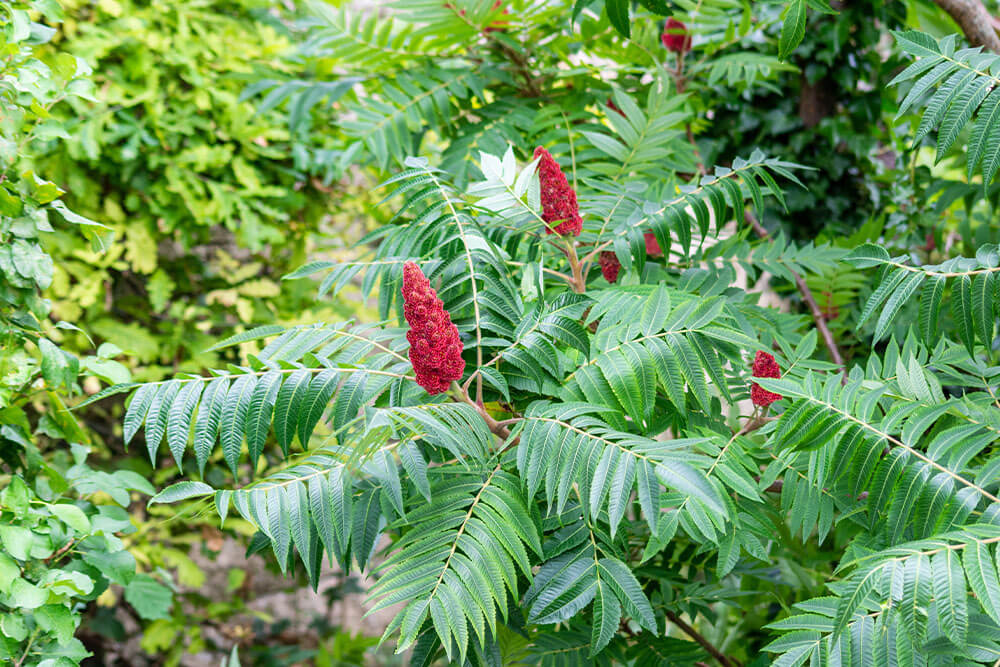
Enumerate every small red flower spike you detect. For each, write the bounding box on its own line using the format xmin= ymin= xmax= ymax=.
xmin=599 ymin=251 xmax=621 ymax=283
xmin=661 ymin=17 xmax=691 ymax=54
xmin=401 ymin=262 xmax=466 ymax=395
xmin=534 ymin=146 xmax=582 ymax=237
xmin=750 ymin=350 xmax=782 ymax=407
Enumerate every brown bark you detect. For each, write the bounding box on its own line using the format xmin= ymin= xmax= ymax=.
xmin=798 ymin=75 xmax=836 ymax=128
xmin=934 ymin=0 xmax=1000 ymax=52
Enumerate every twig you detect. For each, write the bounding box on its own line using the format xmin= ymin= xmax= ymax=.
xmin=686 ymin=124 xmax=707 ymax=175
xmin=450 ymin=382 xmax=512 ymax=440
xmin=667 ymin=46 xmax=707 ymax=176
xmin=664 ymin=610 xmax=739 ymax=667
xmin=44 ymin=539 xmax=76 ymax=566
xmin=737 ymin=413 xmax=771 ymax=436
xmin=744 ymin=211 xmax=846 ymax=380
xmin=14 ymin=628 xmax=40 ymax=667
xmin=565 ymin=239 xmax=586 ymax=293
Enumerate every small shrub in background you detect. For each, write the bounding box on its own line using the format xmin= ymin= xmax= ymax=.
xmin=0 ymin=4 xmax=169 ymax=664
xmin=39 ymin=0 xmax=347 ymax=379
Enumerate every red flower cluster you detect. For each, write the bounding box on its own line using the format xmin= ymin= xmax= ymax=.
xmin=644 ymin=232 xmax=663 ymax=258
xmin=750 ymin=350 xmax=782 ymax=407
xmin=599 ymin=251 xmax=620 ymax=283
xmin=661 ymin=17 xmax=691 ymax=54
xmin=534 ymin=146 xmax=582 ymax=236
xmin=401 ymin=262 xmax=466 ymax=395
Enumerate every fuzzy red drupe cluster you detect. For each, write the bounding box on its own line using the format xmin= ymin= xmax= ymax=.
xmin=534 ymin=146 xmax=582 ymax=236
xmin=644 ymin=232 xmax=663 ymax=257
xmin=750 ymin=350 xmax=782 ymax=407
xmin=661 ymin=17 xmax=691 ymax=54
xmin=599 ymin=251 xmax=621 ymax=283
xmin=401 ymin=262 xmax=466 ymax=395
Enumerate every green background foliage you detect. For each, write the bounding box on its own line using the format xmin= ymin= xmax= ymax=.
xmin=39 ymin=0 xmax=349 ymax=379
xmin=0 ymin=2 xmax=168 ymax=663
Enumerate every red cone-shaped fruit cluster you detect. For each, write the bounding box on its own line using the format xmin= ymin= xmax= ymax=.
xmin=644 ymin=232 xmax=663 ymax=257
xmin=661 ymin=17 xmax=691 ymax=54
xmin=534 ymin=146 xmax=582 ymax=236
xmin=401 ymin=262 xmax=466 ymax=395
xmin=750 ymin=350 xmax=782 ymax=407
xmin=599 ymin=251 xmax=620 ymax=283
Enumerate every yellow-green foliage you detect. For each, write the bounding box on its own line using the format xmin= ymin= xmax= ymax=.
xmin=39 ymin=0 xmax=340 ymax=377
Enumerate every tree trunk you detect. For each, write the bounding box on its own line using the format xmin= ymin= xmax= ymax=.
xmin=933 ymin=0 xmax=1000 ymax=52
